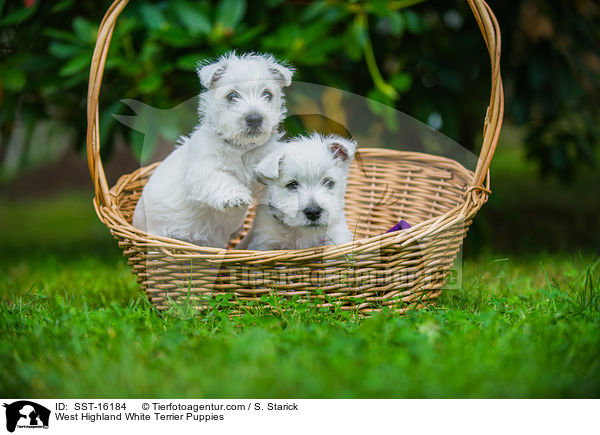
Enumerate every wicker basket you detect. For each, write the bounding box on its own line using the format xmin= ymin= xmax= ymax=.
xmin=86 ymin=0 xmax=503 ymax=315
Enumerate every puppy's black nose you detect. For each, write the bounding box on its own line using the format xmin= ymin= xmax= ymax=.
xmin=245 ymin=113 xmax=263 ymax=128
xmin=303 ymin=205 xmax=322 ymax=222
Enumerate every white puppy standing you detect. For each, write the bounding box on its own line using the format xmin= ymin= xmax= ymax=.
xmin=132 ymin=52 xmax=293 ymax=247
xmin=238 ymin=133 xmax=357 ymax=250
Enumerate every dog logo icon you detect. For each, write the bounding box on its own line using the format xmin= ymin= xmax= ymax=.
xmin=3 ymin=401 xmax=50 ymax=432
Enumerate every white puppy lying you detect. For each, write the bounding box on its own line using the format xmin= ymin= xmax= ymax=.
xmin=238 ymin=133 xmax=357 ymax=250
xmin=132 ymin=52 xmax=293 ymax=247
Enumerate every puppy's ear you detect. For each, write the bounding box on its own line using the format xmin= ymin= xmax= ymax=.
xmin=267 ymin=59 xmax=294 ymax=87
xmin=197 ymin=59 xmax=227 ymax=89
xmin=255 ymin=152 xmax=284 ymax=182
xmin=328 ymin=136 xmax=358 ymax=163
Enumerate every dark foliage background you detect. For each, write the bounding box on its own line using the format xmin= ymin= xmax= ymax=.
xmin=0 ymin=0 xmax=598 ymax=181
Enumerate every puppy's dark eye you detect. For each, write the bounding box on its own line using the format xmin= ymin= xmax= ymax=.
xmin=226 ymin=91 xmax=239 ymax=103
xmin=323 ymin=178 xmax=335 ymax=189
xmin=285 ymin=180 xmax=298 ymax=191
xmin=262 ymin=90 xmax=273 ymax=101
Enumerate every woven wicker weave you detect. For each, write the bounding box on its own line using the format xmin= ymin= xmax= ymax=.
xmin=86 ymin=0 xmax=503 ymax=315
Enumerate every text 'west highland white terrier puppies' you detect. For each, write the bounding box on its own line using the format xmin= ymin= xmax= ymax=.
xmin=238 ymin=133 xmax=358 ymax=250
xmin=132 ymin=52 xmax=294 ymax=247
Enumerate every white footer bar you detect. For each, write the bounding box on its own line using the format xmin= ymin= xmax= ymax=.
xmin=1 ymin=399 xmax=597 ymax=434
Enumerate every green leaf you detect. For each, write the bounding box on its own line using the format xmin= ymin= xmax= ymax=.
xmin=60 ymin=70 xmax=89 ymax=89
xmin=387 ymin=0 xmax=426 ymax=10
xmin=153 ymin=26 xmax=195 ymax=47
xmin=301 ymin=1 xmax=332 ymax=22
xmin=176 ymin=53 xmax=204 ymax=71
xmin=44 ymin=28 xmax=81 ymax=43
xmin=369 ymin=0 xmax=393 ymax=17
xmin=59 ymin=52 xmax=91 ymax=76
xmin=351 ymin=17 xmax=367 ymax=49
xmin=173 ymin=1 xmax=211 ymax=35
xmin=72 ymin=17 xmax=97 ymax=43
xmin=0 ymin=5 xmax=36 ymax=26
xmin=261 ymin=25 xmax=298 ymax=51
xmin=366 ymin=88 xmax=392 ymax=113
xmin=343 ymin=26 xmax=362 ymax=61
xmin=388 ymin=11 xmax=405 ymax=37
xmin=216 ymin=0 xmax=246 ymax=29
xmin=404 ymin=10 xmax=424 ymax=34
xmin=232 ymin=24 xmax=266 ymax=45
xmin=49 ymin=42 xmax=82 ymax=59
xmin=138 ymin=72 xmax=163 ymax=94
xmin=0 ymin=68 xmax=26 ymax=92
xmin=112 ymin=16 xmax=139 ymax=39
xmin=139 ymin=42 xmax=160 ymax=64
xmin=391 ymin=72 xmax=412 ymax=93
xmin=301 ymin=37 xmax=343 ymax=65
xmin=50 ymin=0 xmax=75 ymax=13
xmin=109 ymin=57 xmax=144 ymax=77
xmin=139 ymin=4 xmax=167 ymax=31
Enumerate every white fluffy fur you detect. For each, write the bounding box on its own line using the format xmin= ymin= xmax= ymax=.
xmin=238 ymin=133 xmax=357 ymax=250
xmin=132 ymin=52 xmax=294 ymax=247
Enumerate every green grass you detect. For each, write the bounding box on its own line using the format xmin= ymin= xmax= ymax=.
xmin=0 ymin=192 xmax=598 ymax=398
xmin=1 ymin=136 xmax=599 ymax=398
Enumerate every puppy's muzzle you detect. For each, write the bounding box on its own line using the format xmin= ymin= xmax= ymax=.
xmin=303 ymin=205 xmax=322 ymax=222
xmin=245 ymin=113 xmax=263 ymax=129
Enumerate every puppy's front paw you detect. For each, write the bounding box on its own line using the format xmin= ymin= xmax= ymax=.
xmin=219 ymin=192 xmax=253 ymax=210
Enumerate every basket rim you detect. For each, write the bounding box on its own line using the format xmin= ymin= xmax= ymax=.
xmin=96 ymin=148 xmax=488 ymax=262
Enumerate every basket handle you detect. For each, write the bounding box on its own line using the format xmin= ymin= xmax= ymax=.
xmin=466 ymin=0 xmax=504 ymax=189
xmin=86 ymin=0 xmax=129 ymax=209
xmin=86 ymin=0 xmax=503 ymax=208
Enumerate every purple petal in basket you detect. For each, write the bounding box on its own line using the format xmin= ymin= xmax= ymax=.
xmin=386 ymin=220 xmax=412 ymax=233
